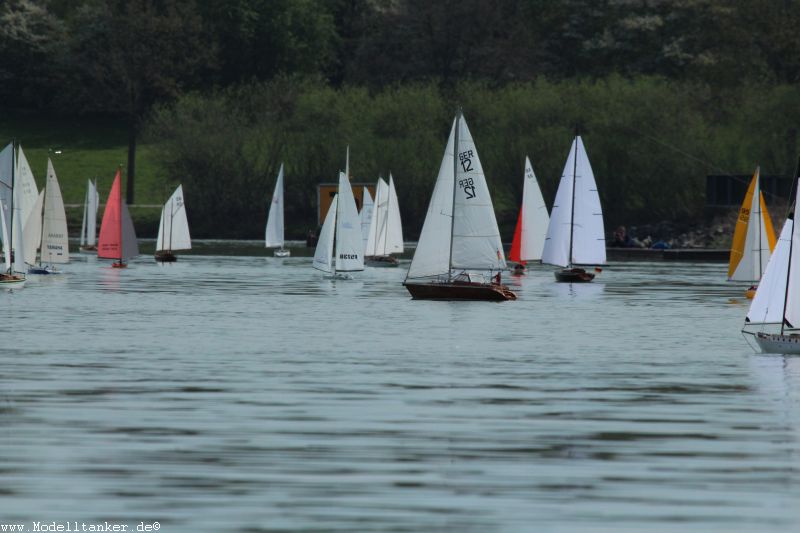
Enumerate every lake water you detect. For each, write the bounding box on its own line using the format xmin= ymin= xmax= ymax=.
xmin=1 ymin=245 xmax=799 ymax=532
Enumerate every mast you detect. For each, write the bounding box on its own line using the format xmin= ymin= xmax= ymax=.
xmin=448 ymin=109 xmax=460 ymax=282
xmin=118 ymin=166 xmax=123 ymax=263
xmin=568 ymin=128 xmax=578 ymax=266
xmin=334 ymin=173 xmax=342 ymax=274
xmin=780 ymin=157 xmax=800 ymax=334
xmin=39 ymin=168 xmax=46 ymax=267
xmin=8 ymin=140 xmax=14 ymax=272
xmin=81 ymin=182 xmax=88 ymax=246
xmin=757 ymin=167 xmax=763 ymax=280
xmin=168 ymin=197 xmax=173 ymax=253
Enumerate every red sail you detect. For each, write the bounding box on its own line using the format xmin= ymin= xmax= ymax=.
xmin=98 ymin=169 xmax=122 ymax=260
xmin=509 ymin=207 xmax=524 ymax=264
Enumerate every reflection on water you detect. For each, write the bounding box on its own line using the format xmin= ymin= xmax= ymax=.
xmin=1 ymin=254 xmax=799 ymax=531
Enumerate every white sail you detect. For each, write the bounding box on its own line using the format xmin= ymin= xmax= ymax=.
xmin=0 ymin=201 xmax=9 ymax=270
xmin=22 ymin=190 xmax=44 ymax=265
xmin=384 ymin=173 xmax=404 ymax=255
xmin=366 ymin=178 xmax=388 ymax=256
xmin=406 ymin=119 xmax=456 ymax=279
xmin=451 ymin=114 xmax=505 ymax=271
xmin=40 ymin=159 xmax=69 ymax=264
xmin=542 ymin=136 xmax=606 ymax=267
xmin=786 ymin=182 xmax=800 ymax=328
xmin=265 ymin=164 xmax=285 ymax=248
xmin=747 ymin=219 xmax=792 ymax=325
xmin=16 ymin=146 xmax=38 ymax=240
xmin=0 ymin=142 xmax=13 ymax=250
xmin=87 ymin=179 xmax=99 ymax=246
xmin=360 ymin=186 xmax=374 ymax=254
xmin=12 ymin=182 xmax=26 ymax=274
xmin=156 ymin=185 xmax=191 ymax=252
xmin=731 ymin=174 xmax=772 ymax=281
xmin=313 ymin=194 xmax=337 ymax=273
xmin=335 ymin=171 xmax=364 ymax=272
xmin=520 ymin=156 xmax=549 ymax=261
xmin=80 ymin=183 xmax=88 ymax=246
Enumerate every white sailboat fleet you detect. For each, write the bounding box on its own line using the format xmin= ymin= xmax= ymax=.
xmin=508 ymin=155 xmax=549 ymax=274
xmin=541 ymin=133 xmax=606 ymax=282
xmin=155 ymin=185 xmax=191 ymax=262
xmin=80 ymin=178 xmax=100 ymax=252
xmin=266 ymin=163 xmax=290 ymax=257
xmin=364 ymin=174 xmax=404 ymax=266
xmin=359 ymin=186 xmax=374 ymax=253
xmin=1 ymin=142 xmax=31 ymax=286
xmin=404 ymin=110 xmax=515 ymax=300
xmin=313 ymin=169 xmax=364 ymax=278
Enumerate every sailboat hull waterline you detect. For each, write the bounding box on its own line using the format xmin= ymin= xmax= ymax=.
xmin=154 ymin=250 xmax=177 ymax=262
xmin=79 ymin=245 xmax=97 ymax=253
xmin=554 ymin=267 xmax=596 ymax=283
xmin=366 ymin=256 xmax=399 ymax=267
xmin=754 ymin=332 xmax=800 ymax=354
xmin=0 ymin=274 xmax=25 ymax=287
xmin=274 ymin=248 xmax=290 ymax=257
xmin=404 ymin=280 xmax=516 ymax=301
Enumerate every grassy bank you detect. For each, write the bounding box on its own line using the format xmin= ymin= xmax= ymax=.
xmin=0 ymin=112 xmax=168 ymax=237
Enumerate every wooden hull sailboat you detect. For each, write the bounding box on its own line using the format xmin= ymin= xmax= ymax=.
xmin=154 ymin=250 xmax=177 ymax=262
xmin=98 ymin=168 xmax=139 ymax=268
xmin=541 ymin=133 xmax=606 ymax=282
xmin=403 ymin=110 xmax=515 ymax=301
xmin=728 ymin=167 xmax=776 ymax=298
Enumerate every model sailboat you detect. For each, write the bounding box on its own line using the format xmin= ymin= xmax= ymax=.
xmin=265 ymin=164 xmax=289 ymax=257
xmin=24 ymin=159 xmax=69 ymax=274
xmin=541 ymin=134 xmax=606 ymax=282
xmin=312 ymin=170 xmax=364 ymax=278
xmin=80 ymin=179 xmax=100 ymax=252
xmin=0 ymin=141 xmax=26 ymax=286
xmin=98 ymin=168 xmax=139 ymax=268
xmin=728 ymin=167 xmax=776 ymax=298
xmin=743 ymin=176 xmax=800 ymax=353
xmin=509 ymin=156 xmax=550 ymax=274
xmin=364 ymin=174 xmax=404 ymax=267
xmin=404 ymin=110 xmax=515 ymax=301
xmin=155 ymin=185 xmax=191 ymax=262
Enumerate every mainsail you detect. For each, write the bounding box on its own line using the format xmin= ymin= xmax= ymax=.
xmin=313 ymin=194 xmax=337 ymax=273
xmin=40 ymin=159 xmax=69 ymax=264
xmin=98 ymin=169 xmax=139 ymax=262
xmin=360 ymin=186 xmax=374 ymax=254
xmin=510 ymin=156 xmax=549 ymax=264
xmin=334 ymin=171 xmax=364 ymax=272
xmin=80 ymin=179 xmax=100 ymax=247
xmin=156 ymin=185 xmax=191 ymax=252
xmin=728 ymin=167 xmax=776 ymax=281
xmin=265 ymin=164 xmax=285 ymax=249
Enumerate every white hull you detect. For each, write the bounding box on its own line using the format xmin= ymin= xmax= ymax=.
xmin=754 ymin=332 xmax=800 ymax=354
xmin=274 ymin=248 xmax=290 ymax=257
xmin=324 ymin=272 xmax=353 ymax=280
xmin=0 ymin=278 xmax=26 ymax=288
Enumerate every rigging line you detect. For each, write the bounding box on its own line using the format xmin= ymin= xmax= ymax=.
xmin=620 ymin=123 xmax=788 ymax=202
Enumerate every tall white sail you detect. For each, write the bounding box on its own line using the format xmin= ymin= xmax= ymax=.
xmin=366 ymin=178 xmax=388 ymax=256
xmin=786 ymin=183 xmax=800 ymax=328
xmin=81 ymin=179 xmax=100 ymax=247
xmin=360 ymin=186 xmax=374 ymax=254
xmin=0 ymin=201 xmax=9 ymax=270
xmin=406 ymin=119 xmax=456 ymax=279
xmin=747 ymin=219 xmax=792 ymax=325
xmin=384 ymin=174 xmax=404 ymax=255
xmin=22 ymin=190 xmax=44 ymax=265
xmin=335 ymin=171 xmax=364 ymax=272
xmin=0 ymin=142 xmax=13 ymax=249
xmin=520 ymin=156 xmax=549 ymax=261
xmin=12 ymin=182 xmax=26 ymax=274
xmin=542 ymin=136 xmax=606 ymax=267
xmin=156 ymin=185 xmax=191 ymax=252
xmin=265 ymin=164 xmax=285 ymax=248
xmin=16 ymin=146 xmax=38 ymax=238
xmin=313 ymin=194 xmax=337 ymax=273
xmin=40 ymin=159 xmax=69 ymax=264
xmin=451 ymin=114 xmax=505 ymax=271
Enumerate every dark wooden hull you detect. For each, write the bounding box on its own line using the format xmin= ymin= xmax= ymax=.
xmin=404 ymin=281 xmax=517 ymax=301
xmin=155 ymin=251 xmax=177 ymax=262
xmin=554 ymin=268 xmax=595 ymax=283
xmin=79 ymin=245 xmax=97 ymax=253
xmin=366 ymin=256 xmax=400 ymax=267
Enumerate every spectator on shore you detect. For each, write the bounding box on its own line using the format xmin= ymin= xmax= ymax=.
xmin=611 ymin=225 xmax=633 ymax=247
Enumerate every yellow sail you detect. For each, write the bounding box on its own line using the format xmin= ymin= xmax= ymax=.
xmin=728 ymin=167 xmax=776 ymax=279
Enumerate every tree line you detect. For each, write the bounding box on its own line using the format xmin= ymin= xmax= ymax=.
xmin=1 ymin=0 xmax=799 ymax=237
